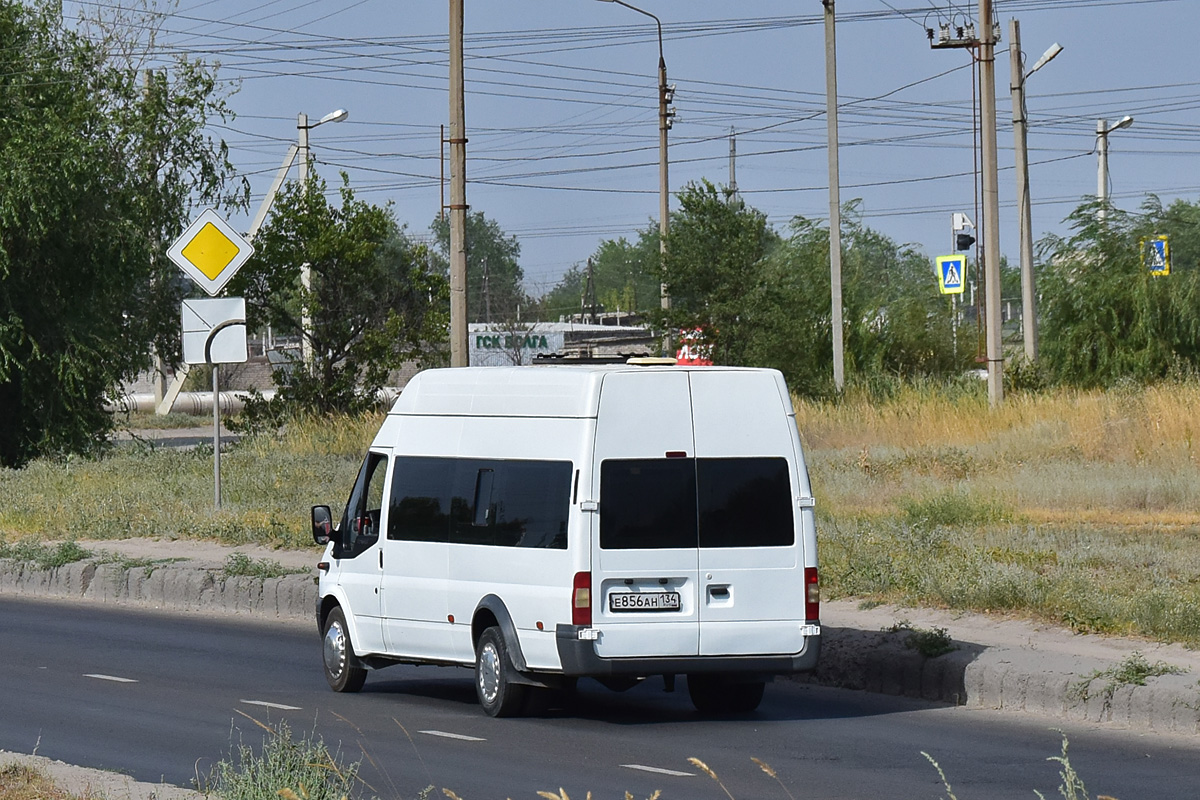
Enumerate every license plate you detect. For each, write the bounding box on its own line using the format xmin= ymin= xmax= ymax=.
xmin=609 ymin=591 xmax=682 ymax=612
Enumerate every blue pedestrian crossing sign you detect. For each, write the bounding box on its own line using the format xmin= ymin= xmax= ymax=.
xmin=1143 ymin=235 xmax=1170 ymax=276
xmin=936 ymin=254 xmax=967 ymax=295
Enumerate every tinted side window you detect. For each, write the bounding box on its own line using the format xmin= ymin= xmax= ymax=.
xmin=698 ymin=457 xmax=794 ymax=548
xmin=491 ymin=460 xmax=571 ymax=549
xmin=339 ymin=452 xmax=388 ymax=558
xmin=388 ymin=457 xmax=454 ymax=542
xmin=449 ymin=461 xmax=491 ymax=546
xmin=389 ymin=457 xmax=571 ymax=549
xmin=600 ymin=459 xmax=697 ymax=550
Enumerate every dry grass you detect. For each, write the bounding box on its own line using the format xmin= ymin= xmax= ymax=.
xmin=4 ymin=383 xmax=1200 ymax=644
xmin=0 ymin=763 xmax=92 ymax=800
xmin=800 ymin=382 xmax=1200 ymax=522
xmin=0 ymin=413 xmax=382 ymax=549
xmin=802 ymin=381 xmax=1200 ymax=644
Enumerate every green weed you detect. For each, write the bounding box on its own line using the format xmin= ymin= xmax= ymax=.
xmin=888 ymin=620 xmax=957 ymax=658
xmin=900 ymin=490 xmax=1018 ymax=527
xmin=0 ymin=539 xmax=91 ymax=570
xmin=207 ymin=718 xmax=365 ymax=800
xmin=1070 ymin=652 xmax=1188 ymax=710
xmin=92 ymin=553 xmax=185 ymax=578
xmin=222 ymin=552 xmax=305 ymax=580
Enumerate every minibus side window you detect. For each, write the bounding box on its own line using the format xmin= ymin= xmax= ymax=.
xmin=600 ymin=459 xmax=697 ymax=550
xmin=388 ymin=457 xmax=454 ymax=542
xmin=449 ymin=459 xmax=572 ymax=549
xmin=339 ymin=452 xmax=387 ymax=558
xmin=697 ymin=457 xmax=794 ymax=548
xmin=491 ymin=460 xmax=571 ymax=549
xmin=450 ymin=460 xmax=493 ymax=545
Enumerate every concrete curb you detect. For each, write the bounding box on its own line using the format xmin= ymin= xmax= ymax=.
xmin=0 ymin=559 xmax=317 ymax=620
xmin=794 ymin=622 xmax=1200 ymax=736
xmin=2 ymin=556 xmax=1197 ymax=735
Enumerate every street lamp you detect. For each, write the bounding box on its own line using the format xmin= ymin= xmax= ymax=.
xmin=1009 ymin=19 xmax=1061 ymax=362
xmin=596 ymin=0 xmax=674 ymax=353
xmin=1097 ymin=115 xmax=1133 ymax=219
xmin=296 ymin=110 xmax=348 ymax=366
xmin=298 ymin=108 xmax=349 ymax=187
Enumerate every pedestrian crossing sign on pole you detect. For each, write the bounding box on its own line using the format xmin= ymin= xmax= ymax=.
xmin=936 ymin=254 xmax=967 ymax=295
xmin=1143 ymin=235 xmax=1170 ymax=277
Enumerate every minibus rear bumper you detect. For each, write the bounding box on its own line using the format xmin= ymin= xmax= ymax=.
xmin=554 ymin=625 xmax=821 ymax=676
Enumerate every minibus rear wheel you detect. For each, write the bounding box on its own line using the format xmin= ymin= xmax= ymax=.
xmin=475 ymin=627 xmax=527 ymax=717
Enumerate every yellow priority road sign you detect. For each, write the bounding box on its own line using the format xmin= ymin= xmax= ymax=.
xmin=167 ymin=209 xmax=255 ymax=296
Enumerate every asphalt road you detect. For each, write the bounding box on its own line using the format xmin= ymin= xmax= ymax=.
xmin=2 ymin=596 xmax=1197 ymax=800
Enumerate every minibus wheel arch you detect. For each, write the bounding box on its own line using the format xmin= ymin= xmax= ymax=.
xmin=471 ymin=595 xmax=528 ymax=672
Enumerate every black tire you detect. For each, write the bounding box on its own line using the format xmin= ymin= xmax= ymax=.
xmin=322 ymin=606 xmax=367 ymax=693
xmin=687 ymin=675 xmax=766 ymax=714
xmin=474 ymin=626 xmax=528 ymax=717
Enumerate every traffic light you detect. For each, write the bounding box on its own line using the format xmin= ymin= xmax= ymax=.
xmin=956 ymin=232 xmax=975 ymax=251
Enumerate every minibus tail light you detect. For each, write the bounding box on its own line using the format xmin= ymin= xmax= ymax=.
xmin=572 ymin=571 xmax=592 ymax=626
xmin=804 ymin=567 xmax=820 ymax=623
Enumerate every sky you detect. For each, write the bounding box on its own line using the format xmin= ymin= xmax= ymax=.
xmin=86 ymin=0 xmax=1199 ymax=301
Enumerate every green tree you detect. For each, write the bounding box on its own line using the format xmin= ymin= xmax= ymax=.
xmin=541 ymin=227 xmax=660 ymax=322
xmin=230 ymin=175 xmax=448 ymax=414
xmin=660 ymin=180 xmax=779 ymax=364
xmin=431 ymin=211 xmax=528 ymax=323
xmin=1038 ymin=197 xmax=1200 ymax=387
xmin=754 ymin=204 xmax=963 ymax=395
xmin=0 ymin=1 xmax=241 ymax=467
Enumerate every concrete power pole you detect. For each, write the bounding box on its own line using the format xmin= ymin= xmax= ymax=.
xmin=1009 ymin=18 xmax=1037 ymax=362
xmin=297 ymin=112 xmax=313 ymax=369
xmin=979 ymin=0 xmax=1004 ymax=406
xmin=1096 ymin=116 xmax=1132 ymax=221
xmin=449 ymin=0 xmax=469 ymax=367
xmin=823 ymin=0 xmax=845 ymax=393
xmin=657 ymin=44 xmax=672 ymax=355
xmin=727 ymin=127 xmax=739 ymax=205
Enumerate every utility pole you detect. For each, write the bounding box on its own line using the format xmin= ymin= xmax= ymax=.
xmin=297 ymin=112 xmax=313 ymax=369
xmin=448 ymin=0 xmax=469 ymax=366
xmin=979 ymin=0 xmax=1004 ymax=406
xmin=1009 ymin=18 xmax=1037 ymax=362
xmin=439 ymin=124 xmax=446 ymax=223
xmin=1009 ymin=22 xmax=1061 ymax=363
xmin=582 ymin=257 xmax=598 ymax=324
xmin=727 ymin=127 xmax=739 ymax=205
xmin=1097 ymin=121 xmax=1110 ymax=205
xmin=1096 ymin=116 xmax=1132 ymax=220
xmin=483 ymin=257 xmax=491 ymax=324
xmin=823 ymin=0 xmax=845 ymax=393
xmin=656 ymin=28 xmax=672 ymax=355
xmin=596 ymin=1 xmax=673 ymax=354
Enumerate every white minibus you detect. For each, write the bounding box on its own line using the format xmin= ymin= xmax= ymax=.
xmin=311 ymin=362 xmax=820 ymax=716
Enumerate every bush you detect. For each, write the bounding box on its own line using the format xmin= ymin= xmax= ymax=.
xmin=208 ymin=720 xmax=363 ymax=800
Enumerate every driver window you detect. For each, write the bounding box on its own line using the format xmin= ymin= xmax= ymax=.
xmin=338 ymin=452 xmax=388 ymax=559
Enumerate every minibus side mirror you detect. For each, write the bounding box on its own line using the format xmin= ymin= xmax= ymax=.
xmin=311 ymin=505 xmax=336 ymax=546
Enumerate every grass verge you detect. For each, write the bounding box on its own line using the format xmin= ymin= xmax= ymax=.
xmin=0 ymin=763 xmax=90 ymax=800
xmin=801 ymin=380 xmax=1200 ymax=646
xmin=0 ymin=413 xmax=380 ymax=549
xmin=4 ymin=382 xmax=1200 ymax=646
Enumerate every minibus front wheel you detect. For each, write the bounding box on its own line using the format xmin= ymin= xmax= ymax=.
xmin=323 ymin=606 xmax=367 ymax=693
